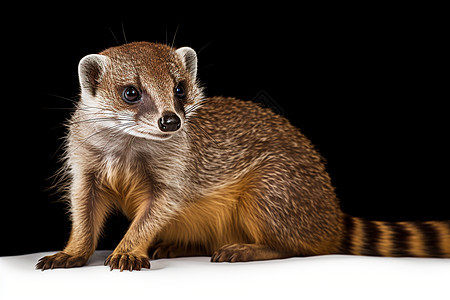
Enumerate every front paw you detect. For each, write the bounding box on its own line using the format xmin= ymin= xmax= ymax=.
xmin=104 ymin=252 xmax=150 ymax=271
xmin=36 ymin=252 xmax=88 ymax=270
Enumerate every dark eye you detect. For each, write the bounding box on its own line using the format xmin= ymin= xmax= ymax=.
xmin=122 ymin=86 xmax=141 ymax=103
xmin=174 ymin=82 xmax=186 ymax=99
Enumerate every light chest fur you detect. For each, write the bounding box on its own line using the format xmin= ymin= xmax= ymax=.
xmin=86 ymin=132 xmax=191 ymax=220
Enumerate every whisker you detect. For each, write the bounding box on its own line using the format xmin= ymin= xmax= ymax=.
xmin=67 ymin=123 xmax=132 ymax=156
xmin=45 ymin=99 xmax=116 ymax=116
xmin=185 ymin=102 xmax=205 ymax=115
xmin=197 ymin=41 xmax=212 ymax=55
xmin=171 ymin=24 xmax=179 ymax=48
xmin=100 ymin=122 xmax=136 ymax=153
xmin=42 ymin=107 xmax=77 ymax=111
xmin=67 ymin=109 xmax=135 ymax=122
xmin=70 ymin=110 xmax=133 ymax=118
xmin=68 ymin=117 xmax=130 ymax=131
xmin=121 ymin=22 xmax=128 ymax=44
xmin=69 ymin=117 xmax=134 ymax=126
xmin=48 ymin=94 xmax=78 ymax=104
xmin=109 ymin=27 xmax=121 ymax=45
xmin=77 ymin=103 xmax=121 ymax=112
xmin=49 ymin=136 xmax=67 ymax=161
xmin=198 ymin=63 xmax=216 ymax=72
xmin=70 ymin=105 xmax=122 ymax=114
xmin=185 ymin=99 xmax=212 ymax=116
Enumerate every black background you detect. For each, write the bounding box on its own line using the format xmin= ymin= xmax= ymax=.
xmin=1 ymin=5 xmax=448 ymax=256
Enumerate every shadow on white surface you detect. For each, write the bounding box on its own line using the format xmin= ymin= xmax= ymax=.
xmin=1 ymin=251 xmax=449 ymax=300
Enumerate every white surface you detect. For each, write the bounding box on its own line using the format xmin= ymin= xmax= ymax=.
xmin=0 ymin=251 xmax=449 ymax=300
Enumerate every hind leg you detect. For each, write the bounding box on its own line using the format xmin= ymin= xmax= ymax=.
xmin=149 ymin=242 xmax=208 ymax=260
xmin=211 ymin=243 xmax=292 ymax=262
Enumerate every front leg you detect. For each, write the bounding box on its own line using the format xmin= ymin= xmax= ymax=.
xmin=36 ymin=172 xmax=111 ymax=270
xmin=105 ymin=191 xmax=179 ymax=271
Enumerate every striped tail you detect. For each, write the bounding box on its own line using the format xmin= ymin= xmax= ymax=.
xmin=341 ymin=214 xmax=450 ymax=258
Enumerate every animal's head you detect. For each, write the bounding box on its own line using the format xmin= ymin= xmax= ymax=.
xmin=77 ymin=42 xmax=203 ymax=140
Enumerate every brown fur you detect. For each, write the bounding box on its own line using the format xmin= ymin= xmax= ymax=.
xmin=374 ymin=221 xmax=394 ymax=256
xmin=342 ymin=215 xmax=450 ymax=258
xmin=36 ymin=42 xmax=449 ymax=271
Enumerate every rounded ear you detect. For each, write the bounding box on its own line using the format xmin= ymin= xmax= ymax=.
xmin=78 ymin=54 xmax=110 ymax=96
xmin=176 ymin=47 xmax=197 ymax=80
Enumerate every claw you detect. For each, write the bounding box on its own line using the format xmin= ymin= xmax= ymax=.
xmin=104 ymin=253 xmax=150 ymax=271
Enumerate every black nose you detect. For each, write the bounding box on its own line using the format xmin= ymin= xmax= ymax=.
xmin=158 ymin=112 xmax=181 ymax=132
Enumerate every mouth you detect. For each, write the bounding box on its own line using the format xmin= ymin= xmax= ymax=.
xmin=128 ymin=127 xmax=174 ymax=140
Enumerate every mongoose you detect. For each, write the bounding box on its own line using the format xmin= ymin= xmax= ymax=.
xmin=36 ymin=42 xmax=450 ymax=271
